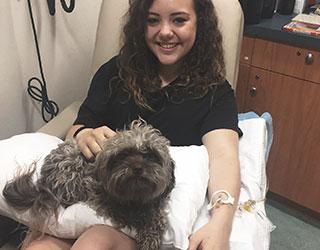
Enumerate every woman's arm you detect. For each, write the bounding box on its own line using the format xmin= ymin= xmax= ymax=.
xmin=188 ymin=128 xmax=240 ymax=250
xmin=65 ymin=57 xmax=120 ymax=159
xmin=66 ymin=124 xmax=86 ymax=140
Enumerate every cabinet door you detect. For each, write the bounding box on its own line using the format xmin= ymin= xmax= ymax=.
xmin=245 ymin=67 xmax=320 ymax=212
xmin=244 ymin=67 xmax=270 ymax=114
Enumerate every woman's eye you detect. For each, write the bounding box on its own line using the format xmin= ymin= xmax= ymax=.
xmin=146 ymin=17 xmax=159 ymax=25
xmin=173 ymin=17 xmax=187 ymax=25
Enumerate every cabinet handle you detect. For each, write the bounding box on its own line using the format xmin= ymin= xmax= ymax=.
xmin=249 ymin=86 xmax=257 ymax=97
xmin=305 ymin=53 xmax=314 ymax=65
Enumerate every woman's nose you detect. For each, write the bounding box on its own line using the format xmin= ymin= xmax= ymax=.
xmin=159 ymin=22 xmax=173 ymax=39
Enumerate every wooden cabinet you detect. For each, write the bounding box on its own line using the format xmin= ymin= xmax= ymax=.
xmin=236 ymin=37 xmax=320 ymax=213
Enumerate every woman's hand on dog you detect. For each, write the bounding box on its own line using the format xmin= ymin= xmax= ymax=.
xmin=75 ymin=126 xmax=116 ymax=160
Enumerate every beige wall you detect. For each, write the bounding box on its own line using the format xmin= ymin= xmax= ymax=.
xmin=0 ymin=0 xmax=102 ymax=139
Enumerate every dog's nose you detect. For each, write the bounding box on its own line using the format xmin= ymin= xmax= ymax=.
xmin=132 ymin=167 xmax=143 ymax=175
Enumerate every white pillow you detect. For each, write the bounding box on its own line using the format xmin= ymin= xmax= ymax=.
xmin=0 ymin=133 xmax=63 ymax=220
xmin=0 ymin=118 xmax=275 ymax=250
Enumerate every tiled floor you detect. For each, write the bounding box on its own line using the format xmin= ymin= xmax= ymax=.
xmin=266 ymin=203 xmax=320 ymax=250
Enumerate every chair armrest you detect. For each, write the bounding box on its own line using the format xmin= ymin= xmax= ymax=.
xmin=37 ymin=101 xmax=82 ymax=139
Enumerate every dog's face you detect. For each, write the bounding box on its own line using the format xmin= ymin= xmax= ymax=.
xmin=95 ymin=120 xmax=175 ymax=204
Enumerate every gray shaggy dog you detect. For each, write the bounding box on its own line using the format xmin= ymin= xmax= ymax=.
xmin=3 ymin=120 xmax=175 ymax=250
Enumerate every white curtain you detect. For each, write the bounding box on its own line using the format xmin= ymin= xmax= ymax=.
xmin=0 ymin=0 xmax=102 ymax=138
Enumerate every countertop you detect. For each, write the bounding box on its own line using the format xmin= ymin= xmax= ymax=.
xmin=244 ymin=13 xmax=320 ymax=51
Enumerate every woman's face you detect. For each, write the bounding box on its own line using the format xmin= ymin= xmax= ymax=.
xmin=145 ymin=0 xmax=197 ymax=68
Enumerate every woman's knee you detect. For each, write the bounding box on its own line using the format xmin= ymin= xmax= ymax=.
xmin=23 ymin=235 xmax=73 ymax=250
xmin=71 ymin=225 xmax=136 ymax=250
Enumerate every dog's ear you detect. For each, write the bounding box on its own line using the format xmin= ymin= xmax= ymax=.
xmin=93 ymin=150 xmax=112 ymax=184
xmin=159 ymin=160 xmax=175 ymax=200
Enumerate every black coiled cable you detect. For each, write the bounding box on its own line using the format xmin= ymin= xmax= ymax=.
xmin=26 ymin=0 xmax=61 ymax=122
xmin=27 ymin=77 xmax=59 ymax=123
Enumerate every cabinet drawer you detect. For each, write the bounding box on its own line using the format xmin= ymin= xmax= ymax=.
xmin=252 ymin=38 xmax=320 ymax=83
xmin=271 ymin=43 xmax=320 ymax=84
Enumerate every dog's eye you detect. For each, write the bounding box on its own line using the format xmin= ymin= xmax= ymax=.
xmin=142 ymin=152 xmax=160 ymax=163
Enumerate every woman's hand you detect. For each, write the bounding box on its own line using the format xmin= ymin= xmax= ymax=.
xmin=75 ymin=126 xmax=116 ymax=160
xmin=188 ymin=216 xmax=231 ymax=250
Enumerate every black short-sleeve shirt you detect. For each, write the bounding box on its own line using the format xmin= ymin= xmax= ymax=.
xmin=74 ymin=56 xmax=242 ymax=146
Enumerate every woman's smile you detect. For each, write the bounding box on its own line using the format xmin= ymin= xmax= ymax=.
xmin=157 ymin=42 xmax=180 ymax=53
xmin=158 ymin=42 xmax=178 ymax=49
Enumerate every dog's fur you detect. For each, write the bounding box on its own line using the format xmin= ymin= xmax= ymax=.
xmin=3 ymin=120 xmax=175 ymax=250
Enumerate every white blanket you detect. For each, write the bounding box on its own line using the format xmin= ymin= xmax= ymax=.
xmin=0 ymin=118 xmax=275 ymax=250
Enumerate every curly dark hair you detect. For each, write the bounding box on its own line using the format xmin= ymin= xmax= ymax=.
xmin=118 ymin=0 xmax=225 ymax=110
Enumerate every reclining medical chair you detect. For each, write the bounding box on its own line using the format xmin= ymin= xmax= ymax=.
xmin=1 ymin=1 xmax=275 ymax=249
